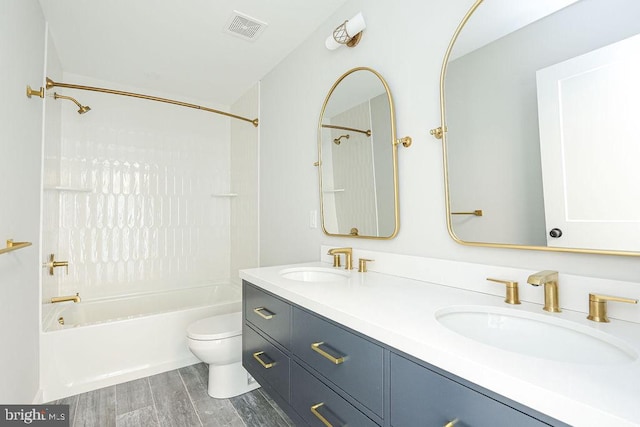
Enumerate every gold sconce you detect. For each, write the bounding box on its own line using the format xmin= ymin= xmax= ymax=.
xmin=326 ymin=12 xmax=366 ymax=50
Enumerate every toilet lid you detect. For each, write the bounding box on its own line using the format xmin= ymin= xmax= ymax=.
xmin=187 ymin=312 xmax=242 ymax=340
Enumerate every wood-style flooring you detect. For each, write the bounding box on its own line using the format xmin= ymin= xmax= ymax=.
xmin=50 ymin=363 xmax=294 ymax=427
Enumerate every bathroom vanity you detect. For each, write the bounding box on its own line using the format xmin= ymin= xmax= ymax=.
xmin=240 ymin=258 xmax=640 ymax=426
xmin=242 ymin=280 xmax=563 ymax=426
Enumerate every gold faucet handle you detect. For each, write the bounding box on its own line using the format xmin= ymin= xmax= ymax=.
xmin=486 ymin=278 xmax=521 ymax=305
xmin=48 ymin=254 xmax=69 ymax=276
xmin=358 ymin=258 xmax=374 ymax=273
xmin=587 ymin=293 xmax=638 ymax=323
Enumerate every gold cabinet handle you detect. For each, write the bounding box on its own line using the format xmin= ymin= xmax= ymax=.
xmin=311 ymin=342 xmax=345 ymax=365
xmin=443 ymin=419 xmax=458 ymax=427
xmin=253 ymin=307 xmax=274 ymax=320
xmin=311 ymin=402 xmax=344 ymax=427
xmin=252 ymin=351 xmax=276 ymax=369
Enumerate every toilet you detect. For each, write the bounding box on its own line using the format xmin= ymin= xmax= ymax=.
xmin=187 ymin=311 xmax=260 ymax=398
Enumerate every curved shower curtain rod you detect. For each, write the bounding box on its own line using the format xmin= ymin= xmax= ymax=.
xmin=45 ymin=77 xmax=259 ymax=127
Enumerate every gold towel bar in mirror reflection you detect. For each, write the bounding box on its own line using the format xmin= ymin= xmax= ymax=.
xmin=322 ymin=124 xmax=371 ymax=136
xmin=45 ymin=77 xmax=259 ymax=127
xmin=451 ymin=210 xmax=483 ymax=216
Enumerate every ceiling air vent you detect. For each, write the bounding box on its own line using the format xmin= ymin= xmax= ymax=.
xmin=224 ymin=11 xmax=268 ymax=41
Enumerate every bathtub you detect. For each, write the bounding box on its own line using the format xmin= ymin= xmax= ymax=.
xmin=40 ymin=283 xmax=241 ymax=402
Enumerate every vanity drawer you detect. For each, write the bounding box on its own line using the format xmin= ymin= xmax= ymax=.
xmin=244 ymin=281 xmax=291 ymax=348
xmin=389 ymin=353 xmax=551 ymax=427
xmin=291 ymin=362 xmax=379 ymax=427
xmin=243 ymin=324 xmax=290 ymax=402
xmin=292 ymin=307 xmax=384 ymax=417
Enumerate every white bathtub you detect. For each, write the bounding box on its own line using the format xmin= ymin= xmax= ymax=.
xmin=40 ymin=283 xmax=241 ymax=402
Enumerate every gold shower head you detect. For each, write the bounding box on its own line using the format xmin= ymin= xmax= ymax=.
xmin=53 ymin=92 xmax=91 ymax=115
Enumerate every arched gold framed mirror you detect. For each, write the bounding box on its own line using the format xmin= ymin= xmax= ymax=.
xmin=433 ymin=0 xmax=640 ymax=256
xmin=317 ymin=67 xmax=411 ymax=239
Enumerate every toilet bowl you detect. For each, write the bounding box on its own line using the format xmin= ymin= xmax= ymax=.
xmin=187 ymin=311 xmax=260 ymax=398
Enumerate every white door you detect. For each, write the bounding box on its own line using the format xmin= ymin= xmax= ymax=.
xmin=536 ymin=33 xmax=640 ymax=252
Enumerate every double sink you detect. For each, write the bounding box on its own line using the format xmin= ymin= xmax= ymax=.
xmin=278 ymin=266 xmax=637 ymax=366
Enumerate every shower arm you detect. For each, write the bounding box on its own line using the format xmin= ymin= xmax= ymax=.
xmin=45 ymin=77 xmax=259 ymax=127
xmin=54 ymin=93 xmax=84 ymax=109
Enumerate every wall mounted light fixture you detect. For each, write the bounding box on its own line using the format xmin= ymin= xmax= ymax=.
xmin=325 ymin=12 xmax=366 ymax=50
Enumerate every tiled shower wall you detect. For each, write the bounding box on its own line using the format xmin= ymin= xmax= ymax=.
xmin=43 ymin=73 xmax=253 ymax=300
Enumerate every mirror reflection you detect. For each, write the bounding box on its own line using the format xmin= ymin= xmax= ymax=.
xmin=318 ymin=67 xmax=399 ymax=238
xmin=442 ymin=0 xmax=640 ymax=255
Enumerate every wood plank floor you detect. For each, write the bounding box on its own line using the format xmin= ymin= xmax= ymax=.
xmin=50 ymin=363 xmax=294 ymax=427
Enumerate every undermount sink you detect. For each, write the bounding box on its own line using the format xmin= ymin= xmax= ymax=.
xmin=436 ymin=306 xmax=637 ymax=365
xmin=279 ymin=267 xmax=349 ymax=283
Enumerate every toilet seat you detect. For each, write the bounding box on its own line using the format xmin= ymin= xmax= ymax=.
xmin=187 ymin=312 xmax=242 ymax=340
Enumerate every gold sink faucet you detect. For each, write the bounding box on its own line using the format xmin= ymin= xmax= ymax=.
xmin=527 ymin=270 xmax=561 ymax=312
xmin=51 ymin=293 xmax=81 ymax=304
xmin=327 ymin=247 xmax=353 ymax=270
xmin=587 ymin=293 xmax=637 ymax=323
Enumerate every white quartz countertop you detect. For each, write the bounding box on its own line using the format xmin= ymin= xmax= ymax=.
xmin=240 ymin=262 xmax=640 ymax=427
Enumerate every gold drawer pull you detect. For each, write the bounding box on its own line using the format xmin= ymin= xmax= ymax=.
xmin=311 ymin=342 xmax=345 ymax=365
xmin=252 ymin=351 xmax=276 ymax=369
xmin=311 ymin=402 xmax=344 ymax=427
xmin=443 ymin=418 xmax=459 ymax=427
xmin=253 ymin=307 xmax=274 ymax=320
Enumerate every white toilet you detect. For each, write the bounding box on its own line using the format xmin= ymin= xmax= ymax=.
xmin=187 ymin=311 xmax=260 ymax=398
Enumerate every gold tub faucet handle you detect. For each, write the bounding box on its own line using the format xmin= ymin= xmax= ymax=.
xmin=47 ymin=253 xmax=69 ymax=276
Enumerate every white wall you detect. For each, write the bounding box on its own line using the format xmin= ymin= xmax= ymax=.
xmin=0 ymin=0 xmax=45 ymax=403
xmin=259 ymin=0 xmax=640 ymax=283
xmin=230 ymin=83 xmax=260 ymax=284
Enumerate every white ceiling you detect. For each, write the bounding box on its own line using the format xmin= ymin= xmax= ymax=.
xmin=38 ymin=0 xmax=348 ymax=105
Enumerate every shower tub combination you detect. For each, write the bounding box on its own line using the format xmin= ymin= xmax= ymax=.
xmin=40 ymin=283 xmax=241 ymax=402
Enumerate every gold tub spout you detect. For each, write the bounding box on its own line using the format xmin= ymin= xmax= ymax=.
xmin=51 ymin=293 xmax=81 ymax=304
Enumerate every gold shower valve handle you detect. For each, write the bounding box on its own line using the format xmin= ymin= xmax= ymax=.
xmin=486 ymin=277 xmax=521 ymax=305
xmin=47 ymin=254 xmax=69 ymax=276
xmin=587 ymin=293 xmax=638 ymax=323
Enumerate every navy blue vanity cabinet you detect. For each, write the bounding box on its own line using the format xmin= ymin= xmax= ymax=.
xmin=292 ymin=307 xmax=384 ymax=418
xmin=291 ymin=362 xmax=379 ymax=427
xmin=242 ymin=324 xmax=290 ymax=402
xmin=390 ymin=352 xmax=564 ymax=427
xmin=244 ymin=282 xmax=291 ymax=348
